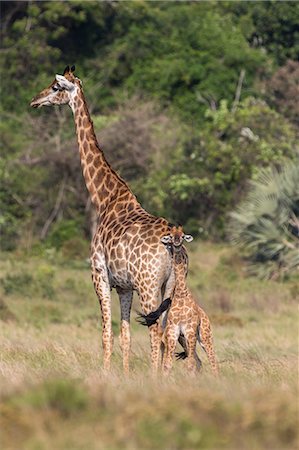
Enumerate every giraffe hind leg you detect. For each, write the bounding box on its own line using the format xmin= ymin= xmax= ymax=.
xmin=117 ymin=287 xmax=133 ymax=375
xmin=185 ymin=331 xmax=197 ymax=374
xmin=176 ymin=334 xmax=202 ymax=370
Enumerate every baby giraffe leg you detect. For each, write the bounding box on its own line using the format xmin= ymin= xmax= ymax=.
xmin=185 ymin=331 xmax=197 ymax=374
xmin=199 ymin=312 xmax=219 ymax=376
xmin=162 ymin=328 xmax=177 ymax=375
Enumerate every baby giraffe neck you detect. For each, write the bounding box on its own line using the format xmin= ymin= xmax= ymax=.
xmin=173 ymin=250 xmax=188 ymax=299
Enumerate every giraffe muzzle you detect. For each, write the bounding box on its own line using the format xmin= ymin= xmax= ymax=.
xmin=30 ymin=99 xmax=43 ymax=108
xmin=30 ymin=97 xmax=51 ymax=108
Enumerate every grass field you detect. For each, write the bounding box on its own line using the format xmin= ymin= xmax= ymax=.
xmin=0 ymin=242 xmax=298 ymax=450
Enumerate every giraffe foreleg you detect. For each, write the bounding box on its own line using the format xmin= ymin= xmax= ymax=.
xmin=117 ymin=287 xmax=133 ymax=375
xmin=139 ymin=285 xmax=164 ymax=375
xmin=91 ymin=252 xmax=113 ymax=372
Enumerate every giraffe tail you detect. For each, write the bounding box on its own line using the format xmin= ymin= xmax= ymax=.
xmin=175 ymin=327 xmax=203 ymax=360
xmin=175 ymin=351 xmax=188 ymax=360
xmin=136 ymin=298 xmax=172 ymax=327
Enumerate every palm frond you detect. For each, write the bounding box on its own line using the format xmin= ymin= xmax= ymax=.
xmin=229 ymin=160 xmax=299 ymax=279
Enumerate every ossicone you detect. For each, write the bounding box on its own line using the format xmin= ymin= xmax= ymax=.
xmin=63 ymin=65 xmax=75 ymax=75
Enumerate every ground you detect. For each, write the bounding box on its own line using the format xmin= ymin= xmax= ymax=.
xmin=0 ymin=242 xmax=298 ymax=450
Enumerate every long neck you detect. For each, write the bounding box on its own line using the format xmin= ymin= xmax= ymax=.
xmin=173 ymin=250 xmax=188 ymax=300
xmin=70 ymin=88 xmax=137 ymax=217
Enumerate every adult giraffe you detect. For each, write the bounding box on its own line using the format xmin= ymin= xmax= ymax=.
xmin=30 ymin=65 xmax=188 ymax=373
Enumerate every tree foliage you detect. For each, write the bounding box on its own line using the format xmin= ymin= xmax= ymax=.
xmin=222 ymin=0 xmax=299 ymax=64
xmin=265 ymin=60 xmax=299 ymax=126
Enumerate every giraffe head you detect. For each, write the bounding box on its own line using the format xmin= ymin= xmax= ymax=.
xmin=30 ymin=65 xmax=80 ymax=108
xmin=161 ymin=226 xmax=193 ymax=252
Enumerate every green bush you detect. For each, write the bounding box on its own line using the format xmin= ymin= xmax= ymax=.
xmin=30 ymin=304 xmax=63 ymax=325
xmin=46 ymin=220 xmax=84 ymax=250
xmin=18 ymin=380 xmax=87 ymax=418
xmin=1 ymin=264 xmax=56 ymax=299
xmin=1 ymin=272 xmax=34 ymax=297
xmin=0 ymin=297 xmax=16 ymax=322
xmin=35 ymin=265 xmax=56 ymax=299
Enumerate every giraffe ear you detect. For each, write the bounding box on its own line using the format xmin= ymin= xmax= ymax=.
xmin=70 ymin=65 xmax=76 ymax=73
xmin=55 ymin=74 xmax=75 ymax=91
xmin=63 ymin=65 xmax=70 ymax=75
xmin=184 ymin=234 xmax=193 ymax=243
xmin=161 ymin=235 xmax=172 ymax=244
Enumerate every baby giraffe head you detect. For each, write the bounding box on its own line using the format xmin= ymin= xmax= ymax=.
xmin=30 ymin=65 xmax=81 ymax=109
xmin=161 ymin=225 xmax=193 ymax=252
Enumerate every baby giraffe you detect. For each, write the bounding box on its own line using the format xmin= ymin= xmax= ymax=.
xmin=138 ymin=226 xmax=218 ymax=376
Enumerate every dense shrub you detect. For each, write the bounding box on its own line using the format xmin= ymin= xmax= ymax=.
xmin=137 ymin=98 xmax=298 ymax=237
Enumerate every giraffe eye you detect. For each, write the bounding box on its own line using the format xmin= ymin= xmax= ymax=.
xmin=52 ymin=84 xmax=61 ymax=92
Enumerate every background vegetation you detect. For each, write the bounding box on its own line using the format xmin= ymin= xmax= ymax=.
xmin=1 ymin=1 xmax=298 ymax=255
xmin=0 ymin=2 xmax=298 ymax=449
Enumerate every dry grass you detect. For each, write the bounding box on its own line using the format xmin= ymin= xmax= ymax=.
xmin=0 ymin=243 xmax=298 ymax=450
